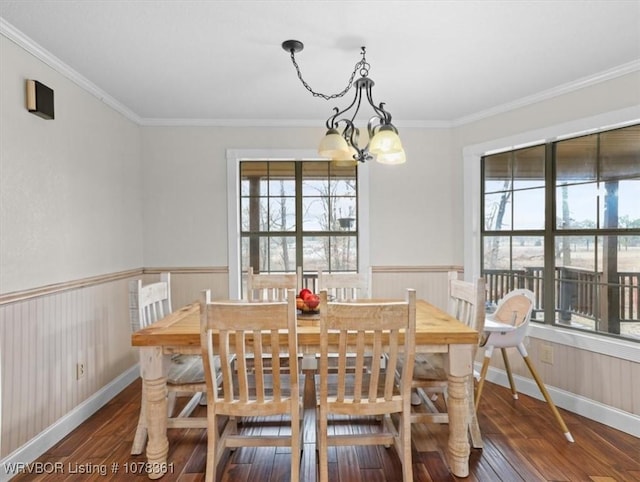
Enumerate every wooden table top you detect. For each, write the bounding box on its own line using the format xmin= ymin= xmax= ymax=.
xmin=131 ymin=299 xmax=478 ymax=348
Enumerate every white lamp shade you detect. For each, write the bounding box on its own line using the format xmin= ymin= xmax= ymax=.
xmin=368 ymin=128 xmax=403 ymax=155
xmin=318 ymin=131 xmax=350 ymax=160
xmin=333 ymin=145 xmax=359 ymax=166
xmin=376 ymin=148 xmax=406 ymax=165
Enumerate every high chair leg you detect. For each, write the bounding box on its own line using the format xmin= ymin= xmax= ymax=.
xmin=521 ymin=355 xmax=574 ymax=442
xmin=501 ymin=348 xmax=518 ymax=400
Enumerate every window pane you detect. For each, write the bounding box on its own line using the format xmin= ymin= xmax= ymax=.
xmin=513 ymin=188 xmax=544 ymax=230
xmin=240 ymin=197 xmax=269 ymax=232
xmin=556 ymin=183 xmax=597 ymax=229
xmin=484 ymin=152 xmax=511 ymax=193
xmin=484 ymin=192 xmax=512 ymax=231
xmin=599 ymin=179 xmax=640 ymax=228
xmin=332 ymin=197 xmax=357 ymax=231
xmin=302 ymin=162 xmax=329 ymax=196
xmin=555 ymin=235 xmax=596 ymax=271
xmin=555 ymin=134 xmax=597 ymax=184
xmin=330 ymin=164 xmax=357 ymax=195
xmin=600 ymin=125 xmax=640 ymax=180
xmin=302 ymin=197 xmax=329 ymax=231
xmin=483 ymin=236 xmax=510 ymax=270
xmin=330 ymin=236 xmax=358 ymax=271
xmin=513 ymin=145 xmax=545 ymax=189
xmin=302 ymin=236 xmax=329 ymax=272
xmin=554 ymin=235 xmax=598 ymax=329
xmin=267 ymin=162 xmax=296 ymax=195
xmin=240 ymin=161 xmax=268 ymax=196
xmin=513 ymin=236 xmax=545 ymax=321
xmin=268 ymin=197 xmax=296 ymax=231
xmin=268 ymin=236 xmax=296 ymax=271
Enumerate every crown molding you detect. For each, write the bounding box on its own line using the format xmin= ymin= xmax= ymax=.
xmin=1 ymin=18 xmax=142 ymax=124
xmin=452 ymin=59 xmax=640 ymax=126
xmin=3 ymin=17 xmax=638 ymax=129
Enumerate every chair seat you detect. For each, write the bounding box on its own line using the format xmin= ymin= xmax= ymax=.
xmin=412 ymin=354 xmax=446 ymax=381
xmin=167 ymin=355 xmax=206 ymax=385
xmin=484 ymin=319 xmax=517 ymax=332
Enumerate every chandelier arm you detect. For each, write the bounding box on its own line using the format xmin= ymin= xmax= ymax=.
xmin=325 ymin=85 xmax=362 ymax=129
xmin=365 ymin=85 xmax=393 ymax=125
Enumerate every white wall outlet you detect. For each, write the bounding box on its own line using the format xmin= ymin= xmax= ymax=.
xmin=539 ymin=344 xmax=554 ymax=365
xmin=76 ymin=362 xmax=85 ymax=380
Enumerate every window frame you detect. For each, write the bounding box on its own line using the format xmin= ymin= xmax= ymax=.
xmin=227 ymin=149 xmax=370 ymax=299
xmin=463 ymin=107 xmax=640 ymax=362
xmin=481 ymin=126 xmax=640 ymax=339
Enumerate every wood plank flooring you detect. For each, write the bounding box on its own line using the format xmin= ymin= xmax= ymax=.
xmin=9 ymin=373 xmax=640 ymax=481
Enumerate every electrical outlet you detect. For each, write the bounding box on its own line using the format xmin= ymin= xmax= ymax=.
xmin=76 ymin=362 xmax=85 ymax=380
xmin=539 ymin=344 xmax=553 ymax=365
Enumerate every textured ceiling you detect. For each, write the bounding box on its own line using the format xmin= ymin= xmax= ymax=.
xmin=1 ymin=0 xmax=639 ymax=126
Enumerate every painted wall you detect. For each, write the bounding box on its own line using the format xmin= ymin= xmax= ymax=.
xmin=0 ymin=36 xmax=143 ymax=295
xmin=140 ymin=126 xmax=457 ymax=269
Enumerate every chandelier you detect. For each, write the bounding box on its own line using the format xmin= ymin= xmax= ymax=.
xmin=282 ymin=40 xmax=406 ymax=165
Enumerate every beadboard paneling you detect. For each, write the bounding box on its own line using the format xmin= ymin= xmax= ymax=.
xmin=0 ymin=267 xmax=230 ymax=458
xmin=480 ymin=337 xmax=640 ymax=416
xmin=0 ymin=276 xmax=137 ymax=458
xmin=371 ymin=266 xmax=462 ymax=310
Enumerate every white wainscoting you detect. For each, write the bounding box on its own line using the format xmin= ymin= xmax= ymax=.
xmin=0 ymin=267 xmax=229 ymax=460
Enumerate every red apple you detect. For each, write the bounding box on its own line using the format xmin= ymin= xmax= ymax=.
xmin=299 ymin=288 xmax=313 ymax=300
xmin=305 ymin=294 xmax=320 ymax=310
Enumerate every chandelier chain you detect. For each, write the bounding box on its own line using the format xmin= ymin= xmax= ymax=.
xmin=289 ymin=47 xmax=369 ymax=101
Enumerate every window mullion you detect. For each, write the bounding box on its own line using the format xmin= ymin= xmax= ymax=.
xmin=543 ymin=142 xmax=555 ymax=326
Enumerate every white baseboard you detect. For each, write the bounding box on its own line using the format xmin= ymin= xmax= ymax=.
xmin=0 ymin=366 xmax=139 ymax=481
xmin=478 ymin=363 xmax=640 ymax=439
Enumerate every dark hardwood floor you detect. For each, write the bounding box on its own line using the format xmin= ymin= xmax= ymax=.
xmin=10 ymin=373 xmax=640 ymax=481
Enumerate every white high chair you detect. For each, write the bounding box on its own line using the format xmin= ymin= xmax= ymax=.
xmin=475 ymin=289 xmax=574 ymax=442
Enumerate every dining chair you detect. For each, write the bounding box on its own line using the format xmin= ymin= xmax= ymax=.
xmin=200 ymin=289 xmax=303 ymax=482
xmin=316 ymin=289 xmax=417 ymax=482
xmin=129 ymin=273 xmax=208 ymax=455
xmin=409 ymin=272 xmax=485 ymax=448
xmin=246 ymin=266 xmax=298 ymax=301
xmin=475 ymin=289 xmax=574 ymax=442
xmin=317 ymin=268 xmax=371 ymax=300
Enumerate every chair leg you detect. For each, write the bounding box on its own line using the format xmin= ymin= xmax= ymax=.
xmin=501 ymin=348 xmax=518 ymax=400
xmin=521 ymin=355 xmax=574 ymax=442
xmin=475 ymin=356 xmax=491 ymax=410
xmin=400 ymin=412 xmax=413 ymax=482
xmin=318 ymin=405 xmax=329 ymax=482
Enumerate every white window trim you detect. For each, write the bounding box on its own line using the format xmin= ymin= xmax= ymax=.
xmin=226 ymin=149 xmax=370 ymax=299
xmin=462 ymin=105 xmax=640 ymax=360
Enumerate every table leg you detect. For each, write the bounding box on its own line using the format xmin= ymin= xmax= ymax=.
xmin=139 ymin=347 xmax=169 ymax=479
xmin=446 ymin=344 xmax=473 ymax=478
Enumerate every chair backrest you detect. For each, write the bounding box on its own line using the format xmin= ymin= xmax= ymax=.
xmin=447 ymin=271 xmax=486 ymax=334
xmin=200 ymin=289 xmax=299 ymax=410
xmin=491 ymin=289 xmax=535 ymax=327
xmin=318 ymin=289 xmax=416 ymax=414
xmin=246 ymin=267 xmax=298 ymax=301
xmin=317 ymin=268 xmax=371 ymax=301
xmin=129 ymin=272 xmax=172 ymax=332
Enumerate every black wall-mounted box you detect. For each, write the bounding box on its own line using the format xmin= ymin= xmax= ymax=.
xmin=26 ymin=79 xmax=55 ymax=119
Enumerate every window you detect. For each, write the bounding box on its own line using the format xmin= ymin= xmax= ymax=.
xmin=481 ymin=124 xmax=640 ymax=341
xmin=239 ymin=159 xmax=358 ymax=292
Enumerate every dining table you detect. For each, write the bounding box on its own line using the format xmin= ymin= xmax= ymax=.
xmin=131 ymin=298 xmax=478 ymax=479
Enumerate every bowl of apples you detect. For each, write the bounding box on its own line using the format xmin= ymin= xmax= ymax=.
xmin=296 ymin=288 xmax=320 ymax=313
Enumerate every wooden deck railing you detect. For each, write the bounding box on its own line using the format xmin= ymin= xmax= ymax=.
xmin=483 ymin=267 xmax=639 ymax=322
